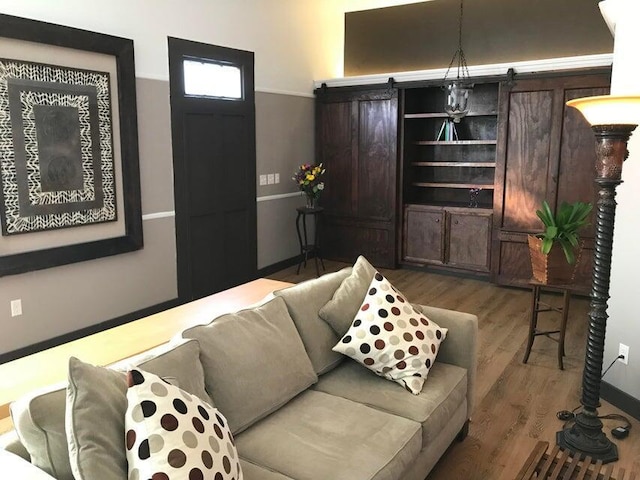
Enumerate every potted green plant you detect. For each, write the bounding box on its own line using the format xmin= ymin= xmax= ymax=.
xmin=528 ymin=200 xmax=592 ymax=284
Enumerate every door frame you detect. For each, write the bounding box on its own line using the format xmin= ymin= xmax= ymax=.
xmin=168 ymin=37 xmax=257 ymax=302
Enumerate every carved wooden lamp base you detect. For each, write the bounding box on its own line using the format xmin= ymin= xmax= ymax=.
xmin=555 ymin=96 xmax=640 ymax=463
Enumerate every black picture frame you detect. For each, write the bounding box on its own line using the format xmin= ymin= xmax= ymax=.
xmin=0 ymin=14 xmax=142 ymax=276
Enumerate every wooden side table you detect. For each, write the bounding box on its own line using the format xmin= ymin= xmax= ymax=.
xmin=523 ymin=281 xmax=573 ymax=370
xmin=295 ymin=206 xmax=326 ymax=277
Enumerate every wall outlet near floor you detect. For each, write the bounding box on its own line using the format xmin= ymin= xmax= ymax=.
xmin=10 ymin=299 xmax=22 ymax=317
xmin=618 ymin=343 xmax=629 ymax=365
xmin=259 ymin=174 xmax=267 ymax=186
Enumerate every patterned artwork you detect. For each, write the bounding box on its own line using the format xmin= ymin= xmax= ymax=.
xmin=0 ymin=58 xmax=116 ymax=235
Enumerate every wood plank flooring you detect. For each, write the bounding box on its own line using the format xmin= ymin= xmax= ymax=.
xmin=268 ymin=261 xmax=640 ymax=479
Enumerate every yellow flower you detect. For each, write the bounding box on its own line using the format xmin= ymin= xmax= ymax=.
xmin=306 ymin=174 xmax=315 ymax=181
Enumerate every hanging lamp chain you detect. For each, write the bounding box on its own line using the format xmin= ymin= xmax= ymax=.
xmin=444 ymin=0 xmax=471 ymax=82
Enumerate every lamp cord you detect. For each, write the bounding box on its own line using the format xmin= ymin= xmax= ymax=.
xmin=555 ymin=354 xmax=632 ymax=437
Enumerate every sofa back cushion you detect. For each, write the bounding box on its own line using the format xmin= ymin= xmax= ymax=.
xmin=10 ymin=338 xmax=210 ymax=480
xmin=182 ymin=296 xmax=317 ymax=435
xmin=319 ymin=255 xmax=377 ymax=337
xmin=273 ymin=268 xmax=351 ymax=374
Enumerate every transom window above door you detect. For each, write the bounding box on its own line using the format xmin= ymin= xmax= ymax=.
xmin=183 ymin=58 xmax=242 ymax=99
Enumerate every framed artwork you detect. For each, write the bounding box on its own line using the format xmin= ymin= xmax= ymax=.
xmin=0 ymin=14 xmax=142 ymax=276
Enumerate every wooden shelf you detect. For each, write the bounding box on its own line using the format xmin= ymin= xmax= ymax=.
xmin=411 ymin=162 xmax=496 ymax=168
xmin=406 ymin=202 xmax=493 ymax=211
xmin=414 ymin=140 xmax=497 ymax=146
xmin=404 ymin=112 xmax=497 ymax=119
xmin=411 ymin=182 xmax=495 ymax=190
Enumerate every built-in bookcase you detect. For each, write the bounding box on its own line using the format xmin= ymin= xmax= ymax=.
xmin=400 ymin=82 xmax=499 ymax=273
xmin=402 ymin=82 xmax=499 ymax=209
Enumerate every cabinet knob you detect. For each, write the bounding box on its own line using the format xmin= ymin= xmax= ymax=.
xmin=454 ymin=220 xmax=459 ymax=225
xmin=435 ymin=218 xmax=440 ymax=223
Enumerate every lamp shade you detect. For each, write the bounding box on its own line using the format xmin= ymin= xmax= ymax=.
xmin=567 ymin=95 xmax=640 ymax=126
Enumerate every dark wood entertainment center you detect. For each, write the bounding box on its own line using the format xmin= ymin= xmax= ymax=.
xmin=315 ymin=68 xmax=611 ymax=291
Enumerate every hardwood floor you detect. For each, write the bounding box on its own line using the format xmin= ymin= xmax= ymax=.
xmin=268 ymin=260 xmax=640 ymax=479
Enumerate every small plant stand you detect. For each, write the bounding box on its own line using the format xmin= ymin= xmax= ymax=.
xmin=523 ymin=281 xmax=573 ymax=370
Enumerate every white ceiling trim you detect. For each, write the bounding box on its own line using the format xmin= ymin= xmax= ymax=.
xmin=314 ymin=53 xmax=614 ymax=89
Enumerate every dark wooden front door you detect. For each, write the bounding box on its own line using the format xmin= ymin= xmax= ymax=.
xmin=168 ymin=38 xmax=257 ymax=302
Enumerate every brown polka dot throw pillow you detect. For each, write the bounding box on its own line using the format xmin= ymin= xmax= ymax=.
xmin=125 ymin=368 xmax=242 ymax=480
xmin=332 ymin=271 xmax=448 ymax=394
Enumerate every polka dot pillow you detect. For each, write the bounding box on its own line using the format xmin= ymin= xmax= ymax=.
xmin=332 ymin=271 xmax=447 ymax=394
xmin=125 ymin=368 xmax=243 ymax=480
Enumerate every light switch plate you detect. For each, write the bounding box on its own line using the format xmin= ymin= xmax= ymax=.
xmin=259 ymin=175 xmax=267 ymax=186
xmin=274 ymin=173 xmax=280 ymax=184
xmin=267 ymin=174 xmax=275 ymax=184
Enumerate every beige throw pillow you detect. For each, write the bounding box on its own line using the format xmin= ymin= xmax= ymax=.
xmin=319 ymin=255 xmax=377 ymax=336
xmin=333 ymin=271 xmax=447 ymax=394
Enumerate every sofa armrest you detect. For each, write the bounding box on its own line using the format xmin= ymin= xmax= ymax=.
xmin=414 ymin=304 xmax=478 ymax=417
xmin=0 ymin=429 xmax=30 ymax=462
xmin=0 ymin=448 xmax=55 ymax=479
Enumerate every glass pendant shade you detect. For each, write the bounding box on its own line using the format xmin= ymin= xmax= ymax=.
xmin=445 ymin=81 xmax=472 ymax=123
xmin=567 ymin=95 xmax=640 ymax=126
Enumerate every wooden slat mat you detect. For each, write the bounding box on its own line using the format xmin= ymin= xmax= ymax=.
xmin=515 ymin=441 xmax=637 ymax=480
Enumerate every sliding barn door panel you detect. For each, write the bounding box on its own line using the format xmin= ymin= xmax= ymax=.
xmin=502 ymin=90 xmax=555 ymax=232
xmin=492 ymin=72 xmax=610 ymax=291
xmin=316 ymin=88 xmax=398 ymax=268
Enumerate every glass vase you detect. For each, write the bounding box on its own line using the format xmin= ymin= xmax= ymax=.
xmin=305 ymin=195 xmax=316 ymax=209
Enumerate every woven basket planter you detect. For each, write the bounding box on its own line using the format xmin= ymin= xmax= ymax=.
xmin=527 ymin=235 xmax=581 ymax=285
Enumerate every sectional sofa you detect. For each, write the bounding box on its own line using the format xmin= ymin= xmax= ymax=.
xmin=0 ymin=257 xmax=478 ymax=480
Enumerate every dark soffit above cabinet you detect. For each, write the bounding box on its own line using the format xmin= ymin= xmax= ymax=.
xmin=345 ymin=0 xmax=613 ymax=76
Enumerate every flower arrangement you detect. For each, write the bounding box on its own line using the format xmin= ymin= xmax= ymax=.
xmin=292 ymin=163 xmax=325 ymax=207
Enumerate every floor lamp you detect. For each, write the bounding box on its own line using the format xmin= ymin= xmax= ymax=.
xmin=556 ymin=95 xmax=640 ymax=462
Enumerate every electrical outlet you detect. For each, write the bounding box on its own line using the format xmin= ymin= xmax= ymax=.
xmin=267 ymin=174 xmax=275 ymax=185
xmin=10 ymin=299 xmax=22 ymax=317
xmin=274 ymin=173 xmax=280 ymax=184
xmin=619 ymin=343 xmax=629 ymax=365
xmin=259 ymin=175 xmax=267 ymax=186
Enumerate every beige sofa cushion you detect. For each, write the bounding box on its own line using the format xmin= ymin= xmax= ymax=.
xmin=273 ymin=268 xmax=351 ymax=374
xmin=182 ymin=296 xmax=317 ymax=435
xmin=240 ymin=459 xmax=295 ymax=479
xmin=319 ymin=255 xmax=377 ymax=336
xmin=312 ymin=360 xmax=468 ymax=447
xmin=235 ymin=390 xmax=421 ymax=480
xmin=11 ymin=338 xmax=209 ymax=480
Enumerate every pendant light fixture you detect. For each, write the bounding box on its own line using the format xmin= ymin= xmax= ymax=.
xmin=444 ymin=0 xmax=473 ymax=122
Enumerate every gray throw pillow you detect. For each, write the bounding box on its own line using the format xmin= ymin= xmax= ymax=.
xmin=65 ymin=339 xmax=212 ymax=480
xmin=10 ymin=338 xmax=209 ymax=480
xmin=66 ymin=357 xmax=128 ymax=480
xmin=319 ymin=255 xmax=377 ymax=336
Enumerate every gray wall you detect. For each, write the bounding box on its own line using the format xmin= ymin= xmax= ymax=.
xmin=0 ymin=78 xmax=315 ymax=356
xmin=0 ymin=77 xmax=178 ymax=355
xmin=255 ymin=92 xmax=315 ymax=270
xmin=345 ymin=0 xmax=613 ymax=75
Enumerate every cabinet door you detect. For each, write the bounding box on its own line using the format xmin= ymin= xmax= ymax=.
xmin=317 ymin=88 xmax=398 ymax=268
xmin=403 ymin=206 xmax=444 ymax=264
xmin=492 ymin=72 xmax=610 ymax=289
xmin=447 ymin=211 xmax=492 ymax=271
